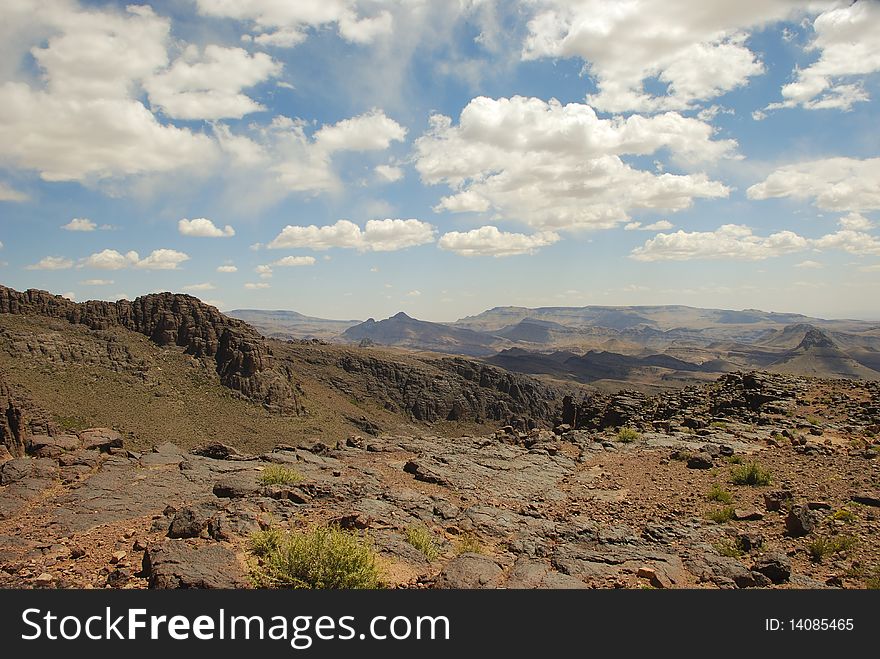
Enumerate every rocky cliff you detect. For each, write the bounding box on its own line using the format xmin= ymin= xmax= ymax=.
xmin=0 ymin=286 xmax=301 ymax=412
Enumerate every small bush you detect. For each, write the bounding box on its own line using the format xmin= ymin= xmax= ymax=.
xmin=805 ymin=416 xmax=821 ymax=426
xmin=832 ymin=508 xmax=855 ymax=523
xmin=405 ymin=524 xmax=440 ymax=561
xmin=713 ymin=539 xmax=742 ymax=558
xmin=707 ymin=484 xmax=734 ymax=504
xmin=807 ymin=535 xmax=858 ymax=562
xmin=259 ymin=464 xmax=303 ymax=486
xmin=454 ymin=532 xmax=483 ymax=555
xmin=617 ymin=427 xmax=640 ymax=443
xmin=706 ymin=506 xmax=736 ymax=524
xmin=250 ymin=527 xmax=285 ymax=557
xmin=727 ymin=455 xmax=743 ymax=465
xmin=730 ymin=463 xmax=772 ymax=486
xmin=250 ymin=525 xmax=382 ymax=589
xmin=710 ymin=421 xmax=728 ymax=430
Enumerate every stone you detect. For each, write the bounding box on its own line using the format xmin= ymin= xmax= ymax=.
xmin=637 ymin=566 xmax=673 ymax=589
xmin=752 ymin=553 xmax=791 ymax=584
xmin=167 ymin=504 xmax=218 ymax=539
xmin=436 ymin=553 xmax=504 ymax=589
xmin=733 ymin=509 xmax=764 ymax=521
xmin=192 ymin=443 xmax=244 ymax=460
xmin=785 ymin=504 xmax=816 ymax=537
xmin=764 ymin=490 xmax=793 ymax=512
xmin=212 ymin=477 xmax=262 ymax=499
xmin=850 ymin=492 xmax=880 ymax=507
xmin=79 ymin=428 xmax=123 ymax=452
xmin=142 ymin=540 xmax=249 ymax=589
xmin=686 ymin=453 xmax=714 ymax=469
xmin=403 ymin=460 xmax=452 ymax=487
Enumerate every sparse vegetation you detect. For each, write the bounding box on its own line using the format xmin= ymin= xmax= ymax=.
xmin=706 ymin=506 xmax=736 ymax=524
xmin=259 ymin=464 xmax=303 ymax=486
xmin=707 ymin=484 xmax=734 ymax=504
xmin=405 ymin=524 xmax=440 ymax=561
xmin=616 ymin=427 xmax=640 ymax=443
xmin=805 ymin=415 xmax=821 ymax=426
xmin=454 ymin=532 xmax=483 ymax=555
xmin=250 ymin=525 xmax=382 ymax=589
xmin=713 ymin=539 xmax=742 ymax=557
xmin=730 ymin=462 xmax=772 ymax=486
xmin=807 ymin=535 xmax=858 ymax=562
xmin=832 ymin=508 xmax=855 ymax=523
xmin=710 ymin=421 xmax=728 ymax=430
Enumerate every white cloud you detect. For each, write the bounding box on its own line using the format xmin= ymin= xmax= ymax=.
xmin=79 ymin=278 xmax=113 ymax=285
xmin=438 ymin=225 xmax=560 ymax=257
xmin=135 ymin=248 xmax=190 ymax=270
xmin=838 ymin=212 xmax=875 ymax=231
xmin=624 ymin=220 xmax=675 ymax=231
xmin=794 ymin=260 xmax=823 ymax=269
xmin=767 ymin=1 xmax=880 ymax=112
xmin=631 ymin=223 xmax=880 ymax=261
xmin=313 ymin=109 xmax=407 ymax=153
xmin=273 ymin=256 xmax=316 ymax=267
xmin=415 ymin=96 xmax=731 ymax=232
xmin=255 ymin=265 xmax=273 ymax=280
xmin=520 ymin=0 xmax=819 ymax=113
xmin=26 ymin=255 xmax=74 ymax=270
xmin=178 ymin=218 xmax=235 ymax=237
xmin=268 ymin=218 xmax=436 ymax=252
xmin=375 ymin=164 xmax=404 ymax=182
xmin=79 ymin=248 xmax=189 ymax=270
xmin=747 ymin=157 xmax=880 ymax=212
xmin=244 ymin=282 xmax=270 ymax=290
xmin=195 ymin=0 xmax=394 ymax=46
xmin=80 ymin=249 xmax=140 ymax=270
xmin=0 ymin=4 xmax=217 ymax=183
xmin=630 ymin=224 xmax=809 ymax=261
xmin=859 ymin=264 xmax=880 ymax=272
xmin=61 ymin=291 xmax=75 ymax=301
xmin=405 ymin=290 xmax=421 ymax=297
xmin=61 ymin=218 xmax=96 ymax=232
xmin=145 ymin=45 xmax=281 ymax=120
xmin=182 ymin=283 xmax=215 ymax=292
xmin=0 ymin=181 xmax=28 ymax=202
xmin=216 ymin=264 xmax=238 ymax=273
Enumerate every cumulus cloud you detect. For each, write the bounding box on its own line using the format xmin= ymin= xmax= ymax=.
xmin=838 ymin=212 xmax=875 ymax=231
xmin=195 ymin=0 xmax=393 ymax=47
xmin=268 ymin=219 xmax=435 ymax=252
xmin=79 ymin=278 xmax=113 ymax=285
xmin=438 ymin=225 xmax=560 ymax=257
xmin=61 ymin=218 xmax=96 ymax=232
xmin=415 ymin=96 xmax=731 ymax=232
xmin=0 ymin=181 xmax=28 ymax=202
xmin=79 ymin=248 xmax=189 ymax=270
xmin=183 ymin=282 xmax=215 ymax=292
xmin=313 ymin=109 xmax=407 ymax=153
xmin=178 ymin=218 xmax=235 ymax=237
xmin=624 ymin=220 xmax=675 ymax=231
xmin=0 ymin=3 xmax=217 ymax=183
xmin=405 ymin=290 xmax=421 ymax=297
xmin=244 ymin=282 xmax=270 ymax=290
xmin=26 ymin=256 xmax=74 ymax=270
xmin=747 ymin=157 xmax=880 ymax=212
xmin=766 ymin=1 xmax=880 ymax=112
xmin=375 ymin=164 xmax=404 ymax=182
xmin=273 ymin=256 xmax=316 ymax=267
xmin=255 ymin=265 xmax=273 ymax=279
xmin=631 ymin=224 xmax=880 ymax=261
xmin=520 ymin=0 xmax=819 ymax=113
xmin=216 ymin=264 xmax=238 ymax=273
xmin=145 ymin=45 xmax=281 ymax=120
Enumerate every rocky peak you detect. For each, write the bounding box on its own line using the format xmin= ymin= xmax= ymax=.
xmin=0 ymin=285 xmax=301 ymax=412
xmin=795 ymin=326 xmax=835 ymax=351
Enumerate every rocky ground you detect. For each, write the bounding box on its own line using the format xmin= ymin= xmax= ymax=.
xmin=1 ymin=371 xmax=878 ymax=589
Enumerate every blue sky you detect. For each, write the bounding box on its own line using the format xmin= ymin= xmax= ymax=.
xmin=1 ymin=0 xmax=879 ymax=321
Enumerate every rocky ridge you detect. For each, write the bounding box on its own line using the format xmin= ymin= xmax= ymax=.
xmin=0 ymin=285 xmax=300 ymax=412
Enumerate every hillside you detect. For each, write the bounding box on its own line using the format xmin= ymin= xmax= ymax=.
xmin=226 ymin=309 xmax=359 ymax=341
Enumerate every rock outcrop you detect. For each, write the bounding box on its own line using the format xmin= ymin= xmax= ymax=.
xmin=0 ymin=286 xmax=301 ymax=412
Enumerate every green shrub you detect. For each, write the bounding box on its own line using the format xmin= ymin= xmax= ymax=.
xmin=807 ymin=535 xmax=858 ymax=562
xmin=727 ymin=455 xmax=743 ymax=465
xmin=405 ymin=524 xmax=440 ymax=561
xmin=832 ymin=508 xmax=855 ymax=523
xmin=616 ymin=427 xmax=640 ymax=443
xmin=707 ymin=484 xmax=734 ymax=504
xmin=730 ymin=463 xmax=772 ymax=486
xmin=805 ymin=416 xmax=821 ymax=426
xmin=259 ymin=464 xmax=303 ymax=486
xmin=453 ymin=532 xmax=483 ymax=555
xmin=706 ymin=506 xmax=736 ymax=524
xmin=250 ymin=525 xmax=382 ymax=589
xmin=713 ymin=539 xmax=742 ymax=558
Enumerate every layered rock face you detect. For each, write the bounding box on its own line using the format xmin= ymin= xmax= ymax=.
xmin=0 ymin=286 xmax=300 ymax=412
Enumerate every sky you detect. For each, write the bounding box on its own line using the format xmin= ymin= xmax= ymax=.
xmin=0 ymin=0 xmax=879 ymax=322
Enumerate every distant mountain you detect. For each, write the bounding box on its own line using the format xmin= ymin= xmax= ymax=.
xmin=227 ymin=309 xmax=360 ymax=340
xmin=341 ymin=312 xmax=505 ymax=356
xmin=767 ymin=327 xmax=880 ymax=380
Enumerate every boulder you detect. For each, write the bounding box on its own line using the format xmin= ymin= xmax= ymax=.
xmin=785 ymin=504 xmax=816 ymax=537
xmin=79 ymin=428 xmax=123 ymax=452
xmin=752 ymin=553 xmax=791 ymax=584
xmin=142 ymin=540 xmax=249 ymax=589
xmin=436 ymin=553 xmax=504 ymax=589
